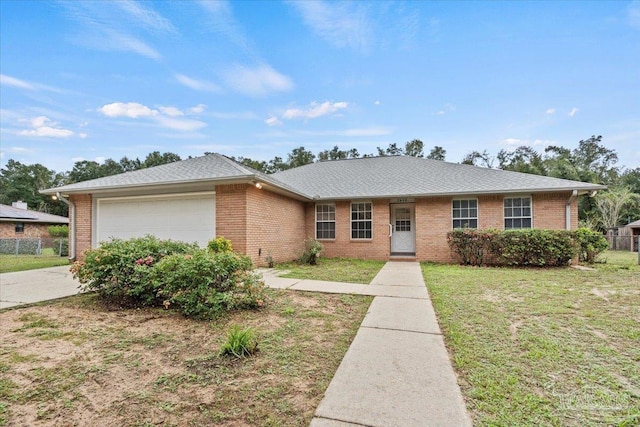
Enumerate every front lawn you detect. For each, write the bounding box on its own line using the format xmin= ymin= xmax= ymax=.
xmin=423 ymin=252 xmax=639 ymax=426
xmin=276 ymin=257 xmax=385 ymax=284
xmin=0 ymin=289 xmax=372 ymax=426
xmin=0 ymin=253 xmax=69 ymax=273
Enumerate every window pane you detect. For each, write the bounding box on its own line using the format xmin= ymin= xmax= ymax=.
xmin=453 ymin=200 xmax=460 ymax=209
xmin=523 ymin=218 xmax=532 ymax=228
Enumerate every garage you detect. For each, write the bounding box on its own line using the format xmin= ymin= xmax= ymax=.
xmin=95 ymin=192 xmax=215 ymax=247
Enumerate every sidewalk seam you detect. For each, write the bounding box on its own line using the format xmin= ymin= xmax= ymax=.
xmin=312 ymin=415 xmax=374 ymax=427
xmin=361 ymin=325 xmax=442 ymax=336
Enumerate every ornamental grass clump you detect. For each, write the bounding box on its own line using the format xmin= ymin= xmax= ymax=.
xmin=219 ymin=325 xmax=258 ymax=358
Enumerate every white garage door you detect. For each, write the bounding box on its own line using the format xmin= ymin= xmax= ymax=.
xmin=96 ymin=193 xmax=215 ymax=247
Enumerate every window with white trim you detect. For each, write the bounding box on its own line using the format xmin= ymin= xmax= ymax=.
xmin=504 ymin=197 xmax=532 ymax=229
xmin=452 ymin=199 xmax=478 ymax=229
xmin=315 ymin=204 xmax=336 ymax=239
xmin=351 ymin=202 xmax=372 ymax=239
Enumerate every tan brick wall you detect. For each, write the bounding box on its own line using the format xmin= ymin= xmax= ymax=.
xmin=308 ymin=200 xmax=391 ymax=261
xmin=71 ymin=194 xmax=92 ymax=258
xmin=216 ymin=184 xmax=306 ymax=266
xmin=0 ymin=222 xmax=52 ymax=238
xmin=246 ymin=186 xmax=306 ymax=266
xmin=215 ymin=184 xmax=248 ymax=255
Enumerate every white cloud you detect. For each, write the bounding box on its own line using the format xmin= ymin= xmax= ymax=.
xmin=79 ymin=132 xmax=88 ymax=139
xmin=222 ymin=64 xmax=293 ymax=97
xmin=569 ymin=107 xmax=579 ymax=117
xmin=98 ymin=101 xmax=207 ymax=131
xmin=502 ymin=138 xmax=522 ymax=146
xmin=264 ymin=116 xmax=282 ymax=126
xmin=546 ymin=108 xmax=556 ymax=115
xmin=95 ymin=156 xmax=106 ymax=164
xmin=189 ymin=104 xmax=207 ymax=114
xmin=0 ymin=74 xmax=34 ymax=90
xmin=374 ymin=100 xmax=381 ymax=105
xmin=0 ymin=74 xmax=63 ymax=92
xmin=18 ymin=116 xmax=74 ymax=138
xmin=500 ymin=138 xmax=555 ymax=148
xmin=288 ymin=1 xmax=373 ymax=51
xmin=176 ymin=74 xmax=221 ymax=93
xmin=296 ymin=127 xmax=392 ymax=137
xmin=99 ymin=102 xmax=158 ymax=118
xmin=9 ymin=147 xmax=33 ymax=153
xmin=436 ymin=103 xmax=456 ymax=115
xmin=158 ymin=106 xmax=184 ymax=117
xmin=283 ymin=101 xmax=348 ymax=120
xmin=60 ymin=1 xmax=166 ymax=61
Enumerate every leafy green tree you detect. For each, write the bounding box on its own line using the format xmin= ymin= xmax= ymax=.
xmin=497 ymin=146 xmax=546 ymax=175
xmin=427 ymin=146 xmax=446 ymax=161
xmin=404 ymin=139 xmax=424 ymax=157
xmin=594 ymin=187 xmax=640 ymax=229
xmin=267 ymin=156 xmax=288 ymax=173
xmin=287 ymin=147 xmax=316 ymax=169
xmin=234 ymin=157 xmax=269 ymax=173
xmin=0 ymin=160 xmax=68 ymax=216
xmin=119 ymin=156 xmax=142 ymax=172
xmin=318 ymin=146 xmax=360 ymax=161
xmin=461 ymin=150 xmax=494 ymax=168
xmin=142 ymin=151 xmax=181 ymax=168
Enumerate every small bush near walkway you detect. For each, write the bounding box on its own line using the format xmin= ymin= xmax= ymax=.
xmin=71 ymin=235 xmax=266 ymax=318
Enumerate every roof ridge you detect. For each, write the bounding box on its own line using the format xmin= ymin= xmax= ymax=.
xmin=217 ymin=153 xmax=261 ymax=176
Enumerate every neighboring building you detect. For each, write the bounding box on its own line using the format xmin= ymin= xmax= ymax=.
xmin=0 ymin=202 xmax=69 ymax=238
xmin=622 ymin=219 xmax=640 ymax=252
xmin=42 ymin=153 xmax=605 ymax=264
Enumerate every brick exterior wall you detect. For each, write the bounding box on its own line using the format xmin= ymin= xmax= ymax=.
xmin=216 ymin=184 xmax=306 ymax=266
xmin=71 ymin=194 xmax=92 ymax=258
xmin=0 ymin=222 xmax=53 ymax=238
xmin=306 ymin=191 xmax=579 ymax=263
xmin=309 ymin=200 xmax=391 ymax=261
xmin=70 ymin=185 xmax=580 ymax=265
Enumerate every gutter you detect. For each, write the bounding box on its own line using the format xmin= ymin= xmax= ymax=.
xmin=55 ymin=192 xmax=75 ymax=261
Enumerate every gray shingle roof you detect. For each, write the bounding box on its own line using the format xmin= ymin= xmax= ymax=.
xmin=42 ymin=153 xmax=605 ymax=199
xmin=272 ymin=156 xmax=605 ymax=199
xmin=0 ymin=204 xmax=69 ymax=223
xmin=42 ymin=153 xmax=305 ymax=197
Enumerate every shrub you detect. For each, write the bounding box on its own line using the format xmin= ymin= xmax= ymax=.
xmin=71 ymin=235 xmax=198 ymax=306
xmin=493 ymin=229 xmax=576 ymax=267
xmin=574 ymin=227 xmax=609 ymax=263
xmin=300 ymin=239 xmax=323 ymax=265
xmin=447 ymin=229 xmax=496 ymax=266
xmin=52 ymin=238 xmax=69 ymax=257
xmin=47 ymin=225 xmax=68 ymax=238
xmin=447 ymin=229 xmax=578 ymax=267
xmin=219 ymin=325 xmax=258 ymax=358
xmin=207 ymin=237 xmax=233 ymax=253
xmin=153 ymin=250 xmax=266 ymax=319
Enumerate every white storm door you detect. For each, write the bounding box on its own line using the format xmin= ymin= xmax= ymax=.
xmin=96 ymin=193 xmax=215 ymax=247
xmin=391 ymin=205 xmax=416 ymax=254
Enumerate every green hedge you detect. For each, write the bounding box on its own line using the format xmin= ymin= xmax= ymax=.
xmin=447 ymin=228 xmax=608 ymax=267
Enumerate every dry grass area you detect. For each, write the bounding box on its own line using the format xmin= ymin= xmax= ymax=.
xmin=0 ymin=289 xmax=372 ymax=426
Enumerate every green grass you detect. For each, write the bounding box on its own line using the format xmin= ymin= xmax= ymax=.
xmin=275 ymin=257 xmax=385 ymax=284
xmin=423 ymin=254 xmax=640 ymax=426
xmin=596 ymin=250 xmax=640 ymax=270
xmin=0 ymin=253 xmax=69 ymax=273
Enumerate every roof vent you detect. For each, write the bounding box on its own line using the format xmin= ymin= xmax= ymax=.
xmin=12 ymin=201 xmax=28 ymax=210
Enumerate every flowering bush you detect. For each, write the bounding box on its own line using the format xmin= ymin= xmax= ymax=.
xmin=71 ymin=235 xmax=197 ymax=306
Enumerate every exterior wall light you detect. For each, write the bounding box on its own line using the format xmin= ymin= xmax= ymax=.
xmin=255 ymin=182 xmax=263 ymax=189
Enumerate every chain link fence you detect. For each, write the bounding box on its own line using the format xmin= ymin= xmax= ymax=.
xmin=0 ymin=238 xmax=69 ymax=256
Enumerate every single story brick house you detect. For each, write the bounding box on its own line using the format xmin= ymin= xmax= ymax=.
xmin=0 ymin=202 xmax=69 ymax=238
xmin=42 ymin=153 xmax=605 ymax=265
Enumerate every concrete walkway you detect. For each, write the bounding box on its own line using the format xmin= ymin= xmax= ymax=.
xmin=261 ymin=262 xmax=472 ymax=427
xmin=0 ymin=266 xmax=80 ymax=309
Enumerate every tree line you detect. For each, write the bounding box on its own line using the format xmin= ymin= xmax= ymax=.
xmin=1 ymin=137 xmax=638 ymax=228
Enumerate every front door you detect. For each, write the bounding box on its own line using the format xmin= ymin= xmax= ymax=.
xmin=391 ymin=204 xmax=416 ymax=255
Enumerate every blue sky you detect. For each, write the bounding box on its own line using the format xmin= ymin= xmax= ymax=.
xmin=1 ymin=0 xmax=639 ymax=173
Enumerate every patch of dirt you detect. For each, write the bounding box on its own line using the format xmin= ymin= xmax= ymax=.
xmin=589 ymin=288 xmax=617 ymax=301
xmin=509 ymin=320 xmax=524 ymax=341
xmin=0 ymin=290 xmax=371 ymax=426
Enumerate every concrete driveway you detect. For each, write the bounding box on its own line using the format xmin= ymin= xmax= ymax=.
xmin=0 ymin=266 xmax=80 ymax=309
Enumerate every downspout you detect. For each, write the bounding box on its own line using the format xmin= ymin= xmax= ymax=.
xmin=56 ymin=192 xmax=76 ymax=261
xmin=565 ymin=190 xmax=578 ymax=230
